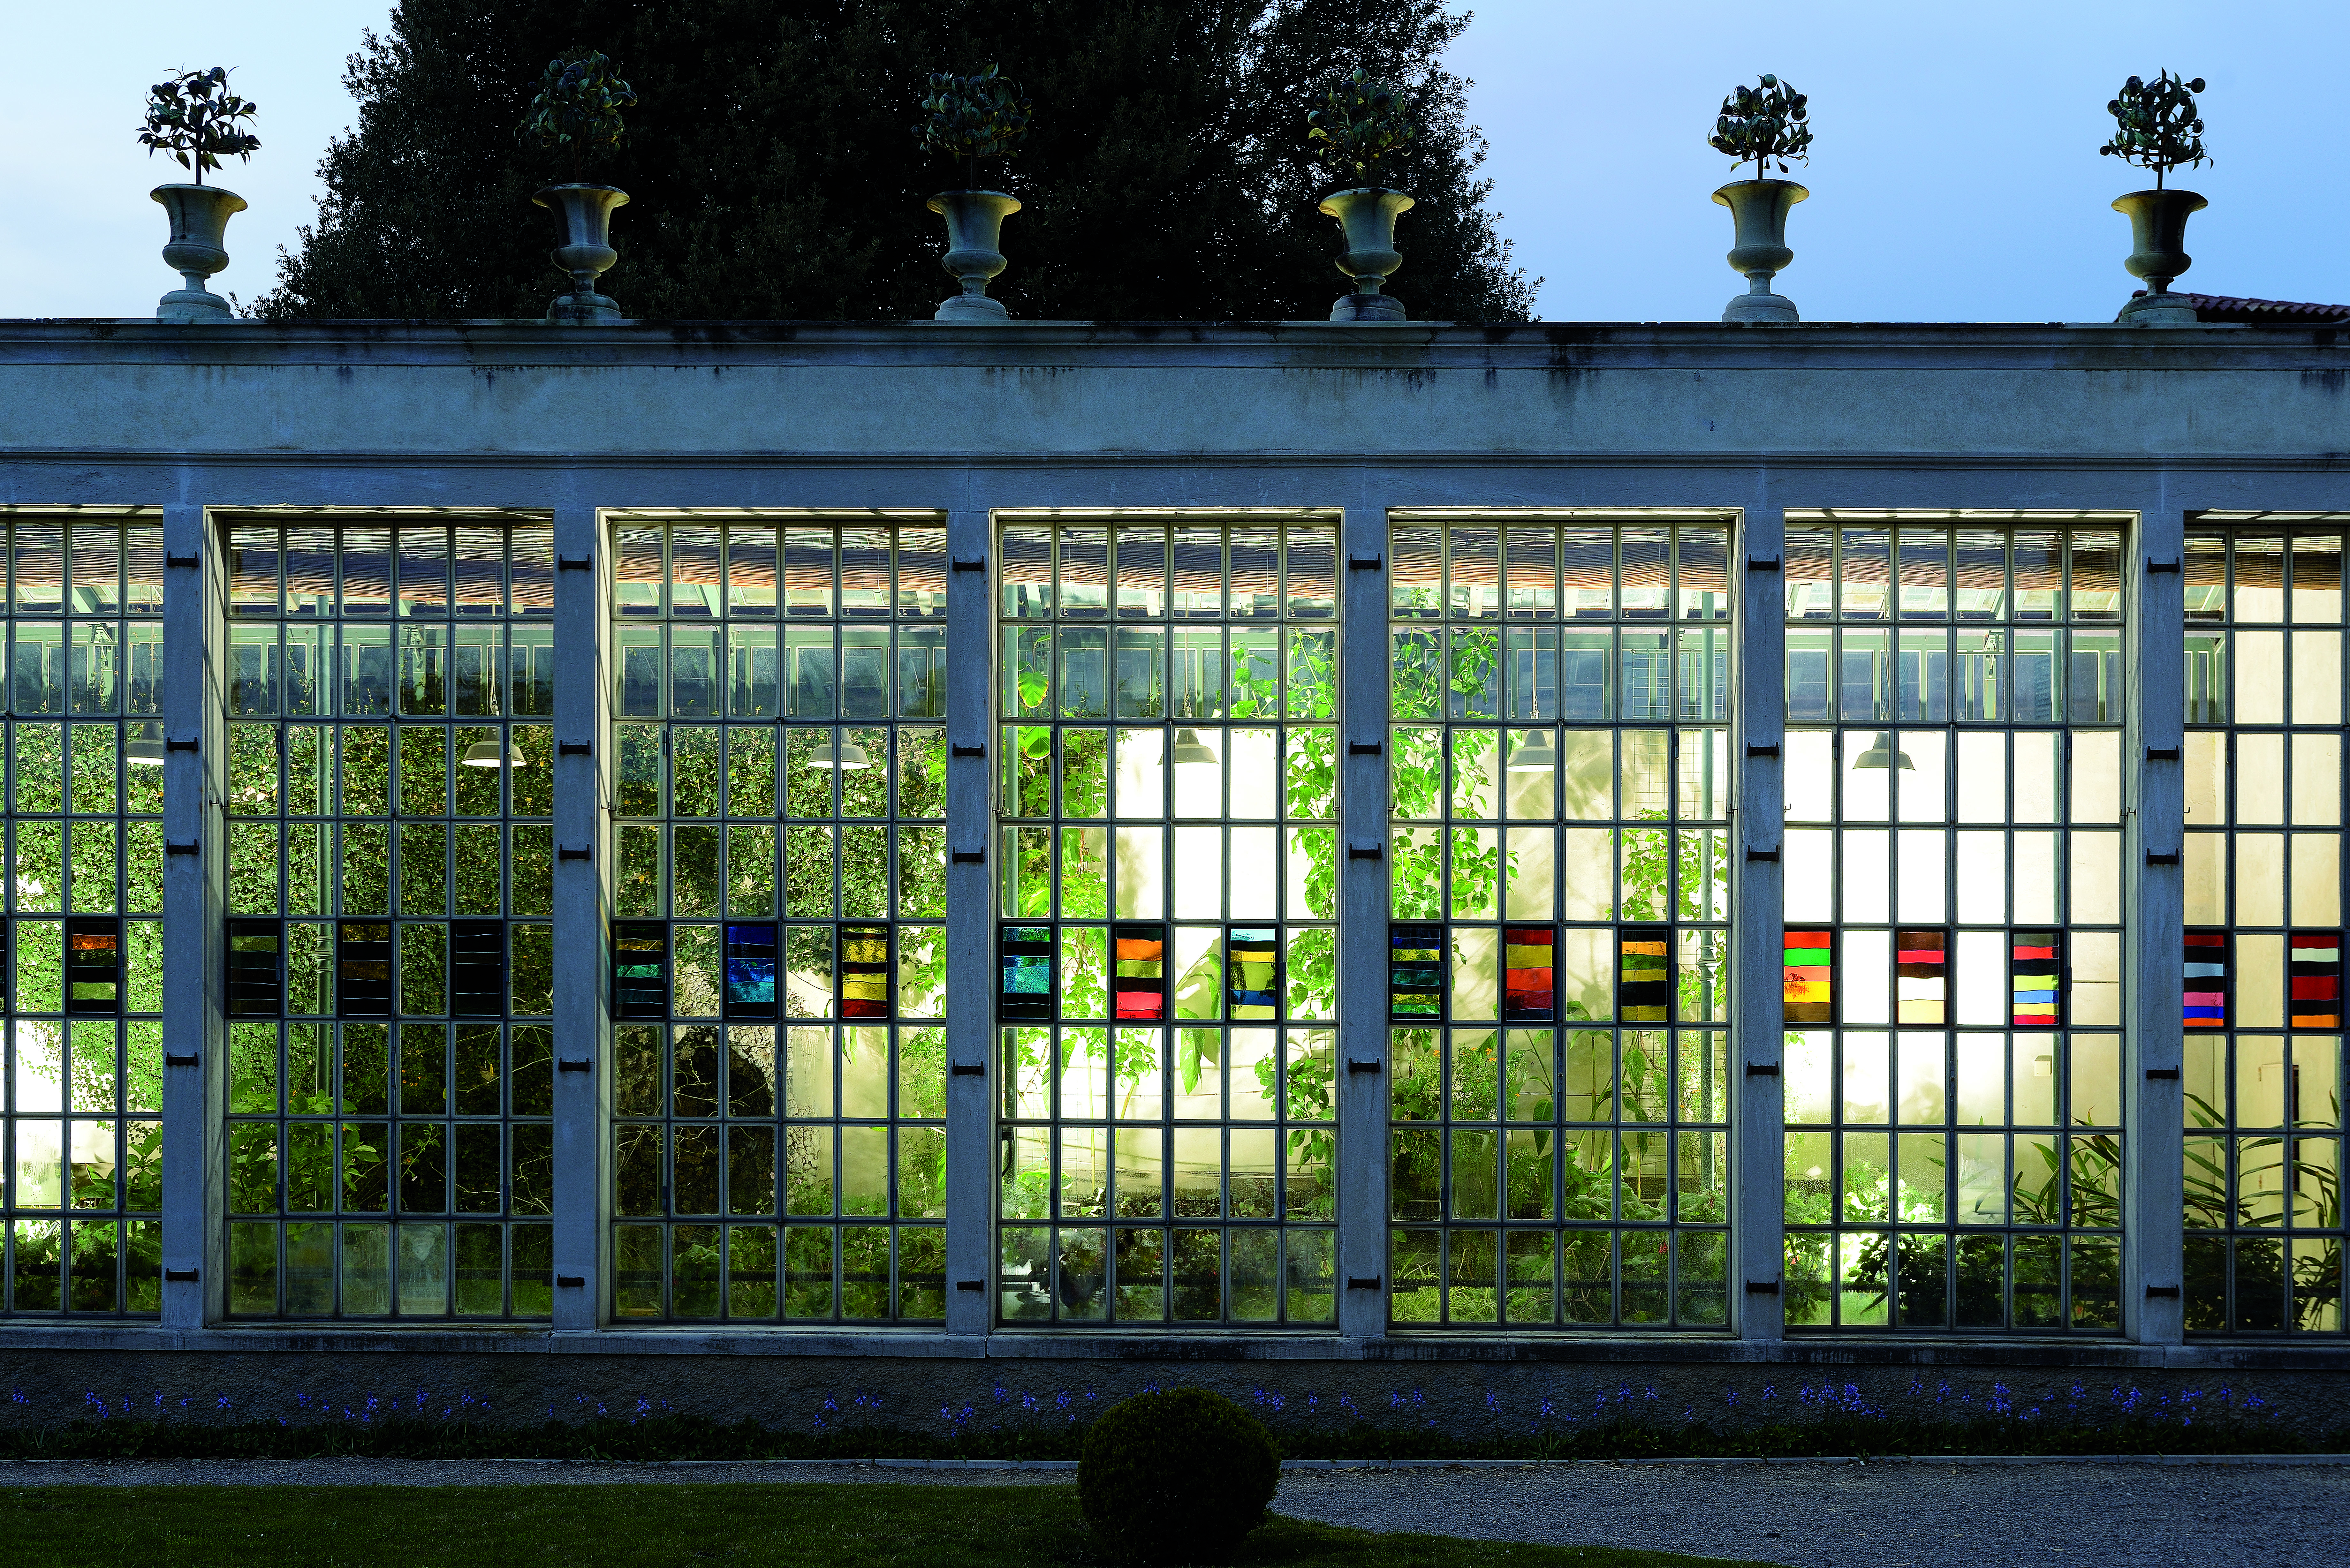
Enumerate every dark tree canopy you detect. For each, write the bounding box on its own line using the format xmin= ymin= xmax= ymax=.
xmin=256 ymin=0 xmax=1536 ymax=321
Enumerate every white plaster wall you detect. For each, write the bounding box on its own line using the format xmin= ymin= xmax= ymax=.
xmin=2 ymin=322 xmax=2346 ymax=463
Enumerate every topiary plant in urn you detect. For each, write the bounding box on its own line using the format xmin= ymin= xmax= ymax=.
xmin=1707 ymin=74 xmax=1811 ymax=324
xmin=916 ymin=65 xmax=1033 ymax=322
xmin=1308 ymin=68 xmax=1419 ymax=322
xmin=521 ymin=48 xmax=638 ymax=325
xmin=2102 ymin=70 xmax=2211 ymax=325
xmin=139 ymin=67 xmax=261 ymax=322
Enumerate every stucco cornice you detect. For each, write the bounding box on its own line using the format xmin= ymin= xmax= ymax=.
xmin=0 ymin=317 xmax=2344 ymax=373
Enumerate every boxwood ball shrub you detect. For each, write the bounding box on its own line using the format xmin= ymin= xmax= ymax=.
xmin=1077 ymin=1390 xmax=1281 ymax=1564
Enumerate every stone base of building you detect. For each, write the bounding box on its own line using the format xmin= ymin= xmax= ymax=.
xmin=4 ymin=1330 xmax=2347 ymax=1442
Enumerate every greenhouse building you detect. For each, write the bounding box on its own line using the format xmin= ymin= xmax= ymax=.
xmin=1 ymin=312 xmax=2348 ymax=1431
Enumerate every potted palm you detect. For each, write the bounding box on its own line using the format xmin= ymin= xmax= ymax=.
xmin=1707 ymin=75 xmax=1811 ymax=324
xmin=916 ymin=65 xmax=1033 ymax=321
xmin=1308 ymin=68 xmax=1418 ymax=322
xmin=2101 ymin=71 xmax=2210 ymax=326
xmin=521 ymin=49 xmax=638 ymax=325
xmin=139 ymin=68 xmax=261 ymax=322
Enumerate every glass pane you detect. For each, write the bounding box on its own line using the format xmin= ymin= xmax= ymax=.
xmin=1787 ymin=516 xmax=2129 ymax=1333
xmin=609 ymin=517 xmax=946 ymax=1323
xmin=215 ymin=518 xmax=551 ymax=1323
xmin=1385 ymin=516 xmax=1728 ymax=1330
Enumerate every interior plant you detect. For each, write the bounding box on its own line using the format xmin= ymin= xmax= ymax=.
xmin=2100 ymin=70 xmax=2211 ymax=322
xmin=139 ymin=67 xmax=260 ymax=322
xmin=521 ymin=49 xmax=639 ymax=324
xmin=1077 ymin=1389 xmax=1280 ymax=1565
xmin=915 ymin=64 xmax=1033 ymax=322
xmin=1308 ymin=67 xmax=1419 ymax=321
xmin=1383 ymin=627 xmax=1730 ymax=1326
xmin=1705 ymin=74 xmax=1810 ymax=324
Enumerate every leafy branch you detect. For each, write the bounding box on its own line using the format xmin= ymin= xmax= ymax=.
xmin=916 ymin=64 xmax=1033 ymax=191
xmin=2100 ymin=70 xmax=2209 ymax=190
xmin=138 ymin=67 xmax=260 ymax=186
xmin=520 ymin=49 xmax=637 ymax=183
xmin=1307 ymin=67 xmax=1418 ymax=188
xmin=1707 ymin=74 xmax=1810 ymax=179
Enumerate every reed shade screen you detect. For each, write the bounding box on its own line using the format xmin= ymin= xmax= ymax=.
xmin=997 ymin=517 xmax=1339 ymax=1326
xmin=608 ymin=519 xmax=949 ymax=1322
xmin=1780 ymin=520 xmax=2127 ymax=1331
xmin=220 ymin=520 xmax=557 ymax=1318
xmin=0 ymin=517 xmax=165 ymax=1316
xmin=1385 ymin=518 xmax=1732 ymax=1329
xmin=2181 ymin=526 xmax=2348 ymax=1333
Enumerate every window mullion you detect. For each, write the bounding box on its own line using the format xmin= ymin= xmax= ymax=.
xmin=157 ymin=503 xmax=222 ymax=1326
xmin=945 ymin=507 xmax=993 ymax=1333
xmin=1733 ymin=507 xmax=1787 ymax=1339
xmin=1337 ymin=501 xmax=1390 ymax=1335
xmin=551 ymin=504 xmax=610 ymax=1329
xmin=2130 ymin=508 xmax=2187 ymax=1343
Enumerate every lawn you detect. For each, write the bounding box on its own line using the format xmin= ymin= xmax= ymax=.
xmin=0 ymin=1481 xmax=1773 ymax=1567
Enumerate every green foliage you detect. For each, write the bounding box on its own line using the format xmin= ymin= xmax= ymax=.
xmin=1707 ymin=74 xmax=1809 ymax=178
xmin=2100 ymin=70 xmax=2209 ymax=189
xmin=1306 ymin=67 xmax=1417 ymax=188
xmin=1006 ymin=633 xmax=1338 ymax=1160
xmin=138 ymin=66 xmax=260 ymax=187
xmin=520 ymin=48 xmax=637 ymax=181
xmin=916 ymin=64 xmax=1033 ymax=189
xmin=257 ymin=0 xmax=1533 ymax=322
xmin=1077 ymin=1390 xmax=1280 ymax=1566
xmin=2184 ymin=1084 xmax=2342 ymax=1332
xmin=1385 ymin=627 xmax=1728 ymax=1272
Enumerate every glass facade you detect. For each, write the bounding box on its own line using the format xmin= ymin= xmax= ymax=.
xmin=61 ymin=498 xmax=2346 ymax=1341
xmin=1780 ymin=519 xmax=2127 ymax=1330
xmin=995 ymin=517 xmax=1338 ymax=1325
xmin=1384 ymin=518 xmax=1732 ymax=1328
xmin=2183 ymin=527 xmax=2346 ymax=1333
xmin=608 ymin=517 xmax=949 ymax=1321
xmin=220 ymin=519 xmax=557 ymax=1318
xmin=0 ymin=517 xmax=164 ymax=1315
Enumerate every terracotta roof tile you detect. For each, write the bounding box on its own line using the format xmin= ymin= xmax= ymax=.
xmin=2132 ymin=290 xmax=2350 ymax=322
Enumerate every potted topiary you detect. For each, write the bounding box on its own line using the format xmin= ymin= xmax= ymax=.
xmin=1707 ymin=74 xmax=1811 ymax=324
xmin=916 ymin=65 xmax=1032 ymax=321
xmin=1308 ymin=68 xmax=1418 ymax=322
xmin=2101 ymin=70 xmax=2210 ymax=326
xmin=138 ymin=67 xmax=260 ymax=323
xmin=521 ymin=49 xmax=638 ymax=325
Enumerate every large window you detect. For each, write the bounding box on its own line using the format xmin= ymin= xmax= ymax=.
xmin=1384 ymin=517 xmax=1732 ymax=1329
xmin=2183 ymin=524 xmax=2346 ymax=1333
xmin=1780 ymin=518 xmax=2127 ymax=1331
xmin=160 ymin=498 xmax=2350 ymax=1342
xmin=221 ymin=519 xmax=556 ymax=1318
xmin=995 ymin=516 xmax=1339 ymax=1326
xmin=0 ymin=516 xmax=164 ymax=1316
xmin=608 ymin=517 xmax=949 ymax=1322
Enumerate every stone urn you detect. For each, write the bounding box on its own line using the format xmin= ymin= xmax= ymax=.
xmin=926 ymin=190 xmax=1022 ymax=321
xmin=2112 ymin=189 xmax=2207 ymax=325
xmin=1318 ymin=187 xmax=1415 ymax=322
xmin=152 ymin=184 xmax=248 ymax=322
xmin=1712 ymin=178 xmax=1808 ymax=324
xmin=532 ymin=184 xmax=630 ymax=325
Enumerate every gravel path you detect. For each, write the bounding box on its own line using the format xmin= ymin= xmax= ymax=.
xmin=1273 ymin=1462 xmax=2349 ymax=1567
xmin=3 ymin=1457 xmax=2343 ymax=1566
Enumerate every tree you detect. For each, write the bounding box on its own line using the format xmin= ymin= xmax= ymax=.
xmin=256 ymin=0 xmax=1535 ymax=322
